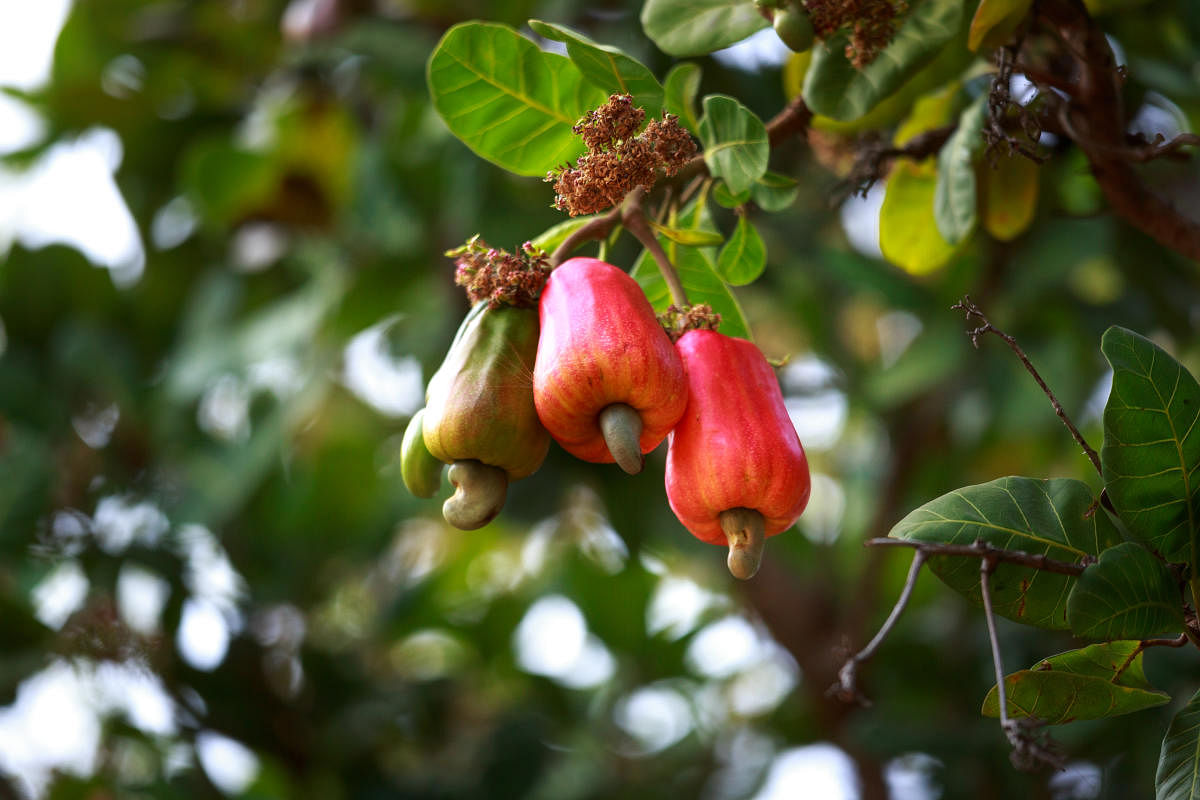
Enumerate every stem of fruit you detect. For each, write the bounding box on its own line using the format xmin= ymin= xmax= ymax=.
xmin=599 ymin=403 xmax=644 ymax=475
xmin=623 ymin=187 xmax=689 ymax=307
xmin=721 ymin=507 xmax=766 ymax=580
xmin=549 ymin=203 xmax=625 ymax=268
xmin=442 ymin=459 xmax=508 ymax=530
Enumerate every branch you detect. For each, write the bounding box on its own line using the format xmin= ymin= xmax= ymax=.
xmin=828 ymin=549 xmax=927 ymax=705
xmin=952 ymin=295 xmax=1103 ymax=478
xmin=863 ymin=537 xmax=1090 ymax=575
xmin=622 ymin=186 xmax=689 ymax=306
xmin=676 ymin=96 xmax=814 ymax=183
xmin=548 ymin=203 xmax=625 ymax=268
xmin=844 ymin=125 xmax=957 ymax=198
xmin=1037 ymin=0 xmax=1200 ymax=261
xmin=979 ymin=553 xmax=1067 ymax=772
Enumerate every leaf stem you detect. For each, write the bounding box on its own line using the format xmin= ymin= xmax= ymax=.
xmin=952 ymin=295 xmax=1103 ymax=478
xmin=623 ymin=186 xmax=689 ymax=306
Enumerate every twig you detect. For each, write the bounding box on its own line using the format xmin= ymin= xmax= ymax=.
xmin=843 ymin=125 xmax=958 ymax=198
xmin=623 ymin=186 xmax=689 ymax=306
xmin=828 ymin=549 xmax=927 ymax=705
xmin=675 ymin=96 xmax=814 ymax=183
xmin=952 ymin=295 xmax=1103 ymax=478
xmin=980 ymin=550 xmax=1067 ymax=772
xmin=548 ymin=203 xmax=625 ymax=267
xmin=864 ymin=537 xmax=1090 ymax=575
xmin=1112 ymin=634 xmax=1189 ymax=683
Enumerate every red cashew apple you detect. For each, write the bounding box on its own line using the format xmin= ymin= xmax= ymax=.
xmin=533 ymin=257 xmax=688 ymax=474
xmin=665 ymin=329 xmax=811 ymax=579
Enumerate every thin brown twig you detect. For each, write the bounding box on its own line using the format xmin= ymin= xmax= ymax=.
xmin=622 ymin=186 xmax=689 ymax=306
xmin=1111 ymin=634 xmax=1189 ymax=683
xmin=864 ymin=537 xmax=1091 ymax=575
xmin=980 ymin=551 xmax=1067 ymax=772
xmin=828 ymin=549 xmax=927 ymax=705
xmin=952 ymin=295 xmax=1103 ymax=478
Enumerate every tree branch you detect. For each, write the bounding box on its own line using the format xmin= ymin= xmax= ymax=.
xmin=1037 ymin=0 xmax=1200 ymax=261
xmin=863 ymin=537 xmax=1091 ymax=575
xmin=828 ymin=549 xmax=927 ymax=705
xmin=548 ymin=203 xmax=625 ymax=268
xmin=952 ymin=295 xmax=1103 ymax=478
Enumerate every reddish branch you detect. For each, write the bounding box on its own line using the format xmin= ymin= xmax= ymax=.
xmin=1037 ymin=0 xmax=1200 ymax=260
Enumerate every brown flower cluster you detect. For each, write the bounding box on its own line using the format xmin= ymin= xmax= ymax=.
xmin=802 ymin=0 xmax=907 ymax=68
xmin=447 ymin=236 xmax=550 ymax=309
xmin=659 ymin=303 xmax=722 ymax=342
xmin=548 ymin=94 xmax=697 ymax=217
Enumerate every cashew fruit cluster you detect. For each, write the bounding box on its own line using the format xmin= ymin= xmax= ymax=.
xmin=401 ymin=254 xmax=810 ymax=578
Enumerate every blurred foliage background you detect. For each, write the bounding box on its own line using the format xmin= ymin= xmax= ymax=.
xmin=1 ymin=0 xmax=1199 ymax=798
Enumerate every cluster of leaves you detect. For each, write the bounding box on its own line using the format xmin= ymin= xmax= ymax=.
xmin=892 ymin=326 xmax=1200 ymax=794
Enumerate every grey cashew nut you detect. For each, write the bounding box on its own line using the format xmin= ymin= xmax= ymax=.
xmin=721 ymin=507 xmax=766 ymax=580
xmin=442 ymin=459 xmax=508 ymax=530
xmin=599 ymin=403 xmax=644 ymax=475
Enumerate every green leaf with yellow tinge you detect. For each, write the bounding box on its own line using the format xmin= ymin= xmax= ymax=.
xmin=968 ymin=0 xmax=1034 ymax=51
xmin=698 ymin=95 xmax=769 ymax=195
xmin=427 ymin=22 xmax=606 ymax=177
xmin=529 ymin=20 xmax=664 ymax=118
xmin=648 ymin=219 xmax=725 ymax=247
xmin=982 ymin=154 xmax=1039 ymax=241
xmin=981 ymin=641 xmax=1169 ymax=723
xmin=879 ymin=161 xmax=960 ymax=275
xmin=894 ymin=82 xmax=962 ymax=147
xmin=890 ymin=476 xmax=1121 ymax=629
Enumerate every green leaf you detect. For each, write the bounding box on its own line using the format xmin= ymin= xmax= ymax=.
xmin=879 ymin=161 xmax=960 ymax=274
xmin=750 ymin=171 xmax=800 ymax=211
xmin=1067 ymin=542 xmax=1184 ymax=640
xmin=698 ymin=95 xmax=769 ymax=195
xmin=1158 ymin=689 xmax=1200 ymax=800
xmin=890 ymin=476 xmax=1122 ymax=629
xmin=895 ymin=82 xmax=963 ymax=145
xmin=427 ymin=22 xmax=606 ymax=177
xmin=981 ymin=641 xmax=1170 ymax=723
xmin=529 ymin=20 xmax=664 ymax=118
xmin=1101 ymin=326 xmax=1200 ymax=565
xmin=802 ymin=0 xmax=965 ymax=122
xmin=531 ymin=216 xmax=598 ymax=254
xmin=640 ymin=0 xmax=769 ymax=57
xmin=648 ymin=219 xmax=725 ymax=247
xmin=712 ymin=180 xmax=751 ymax=208
xmin=663 ymin=62 xmax=702 ymax=134
xmin=934 ymin=94 xmax=987 ymax=245
xmin=968 ymin=0 xmax=1034 ymax=51
xmin=716 ymin=216 xmax=766 ymax=286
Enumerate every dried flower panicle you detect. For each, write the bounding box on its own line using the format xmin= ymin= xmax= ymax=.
xmin=548 ymin=94 xmax=697 ymax=217
xmin=446 ymin=236 xmax=550 ymax=309
xmin=801 ymin=0 xmax=906 ymax=67
xmin=659 ymin=303 xmax=722 ymax=342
